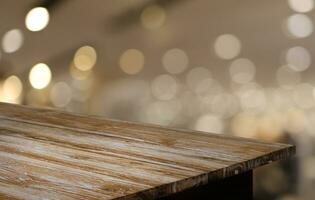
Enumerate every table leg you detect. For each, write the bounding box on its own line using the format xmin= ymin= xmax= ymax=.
xmin=159 ymin=170 xmax=253 ymax=200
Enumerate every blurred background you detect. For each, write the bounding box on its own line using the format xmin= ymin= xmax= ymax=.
xmin=0 ymin=0 xmax=314 ymax=199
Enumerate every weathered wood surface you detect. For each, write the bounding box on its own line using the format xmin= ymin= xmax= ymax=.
xmin=0 ymin=103 xmax=295 ymax=200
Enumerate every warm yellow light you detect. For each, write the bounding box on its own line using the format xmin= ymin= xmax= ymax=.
xmin=214 ymin=34 xmax=241 ymax=60
xmin=29 ymin=63 xmax=52 ymax=89
xmin=232 ymin=112 xmax=258 ymax=138
xmin=25 ymin=7 xmax=50 ymax=32
xmin=288 ymin=0 xmax=314 ymax=13
xmin=119 ymin=49 xmax=144 ymax=75
xmin=3 ymin=75 xmax=23 ymax=101
xmin=70 ymin=62 xmax=92 ymax=80
xmin=292 ymin=83 xmax=315 ymax=109
xmin=257 ymin=112 xmax=284 ymax=141
xmin=74 ymin=46 xmax=97 ymax=71
xmin=195 ymin=114 xmax=224 ymax=134
xmin=141 ymin=5 xmax=166 ymax=30
xmin=1 ymin=29 xmax=24 ymax=53
xmin=284 ymin=108 xmax=307 ymax=133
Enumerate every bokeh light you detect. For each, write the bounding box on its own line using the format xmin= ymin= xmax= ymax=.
xmin=214 ymin=34 xmax=241 ymax=60
xmin=151 ymin=74 xmax=178 ymax=100
xmin=1 ymin=29 xmax=23 ymax=53
xmin=0 ymin=1 xmax=313 ymax=198
xmin=70 ymin=62 xmax=92 ymax=80
xmin=286 ymin=14 xmax=313 ymax=38
xmin=195 ymin=114 xmax=224 ymax=133
xmin=229 ymin=58 xmax=256 ymax=84
xmin=292 ymin=83 xmax=315 ymax=109
xmin=257 ymin=111 xmax=284 ymax=141
xmin=285 ymin=46 xmax=311 ymax=72
xmin=232 ymin=112 xmax=258 ymax=138
xmin=211 ymin=93 xmax=240 ymax=118
xmin=2 ymin=75 xmax=23 ymax=102
xmin=144 ymin=100 xmax=182 ymax=126
xmin=25 ymin=7 xmax=50 ymax=32
xmin=50 ymin=82 xmax=72 ymax=107
xmin=119 ymin=49 xmax=144 ymax=75
xmin=141 ymin=5 xmax=166 ymax=30
xmin=162 ymin=48 xmax=189 ymax=74
xmin=74 ymin=46 xmax=97 ymax=71
xmin=179 ymin=90 xmax=201 ymax=117
xmin=29 ymin=63 xmax=52 ymax=89
xmin=195 ymin=78 xmax=222 ymax=99
xmin=288 ymin=0 xmax=314 ymax=13
xmin=186 ymin=67 xmax=212 ymax=91
xmin=239 ymin=87 xmax=266 ymax=112
xmin=72 ymin=75 xmax=93 ymax=91
xmin=284 ymin=107 xmax=307 ymax=133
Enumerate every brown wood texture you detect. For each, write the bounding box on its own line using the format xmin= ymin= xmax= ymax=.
xmin=0 ymin=103 xmax=295 ymax=200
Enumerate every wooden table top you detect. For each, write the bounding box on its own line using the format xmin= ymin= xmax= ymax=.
xmin=0 ymin=103 xmax=295 ymax=200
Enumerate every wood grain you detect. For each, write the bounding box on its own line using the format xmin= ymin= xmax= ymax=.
xmin=0 ymin=103 xmax=295 ymax=200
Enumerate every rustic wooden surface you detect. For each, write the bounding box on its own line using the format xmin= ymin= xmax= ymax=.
xmin=0 ymin=103 xmax=295 ymax=200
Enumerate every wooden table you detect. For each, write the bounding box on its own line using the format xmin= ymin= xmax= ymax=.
xmin=0 ymin=103 xmax=295 ymax=200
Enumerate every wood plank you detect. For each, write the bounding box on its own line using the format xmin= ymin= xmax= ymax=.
xmin=0 ymin=103 xmax=295 ymax=200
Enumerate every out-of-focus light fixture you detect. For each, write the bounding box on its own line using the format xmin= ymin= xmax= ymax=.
xmin=29 ymin=63 xmax=52 ymax=89
xmin=210 ymin=93 xmax=239 ymax=118
xmin=1 ymin=29 xmax=24 ymax=53
xmin=285 ymin=46 xmax=311 ymax=72
xmin=162 ymin=48 xmax=189 ymax=74
xmin=195 ymin=114 xmax=224 ymax=134
xmin=151 ymin=74 xmax=178 ymax=100
xmin=194 ymin=78 xmax=222 ymax=99
xmin=186 ymin=67 xmax=212 ymax=91
xmin=231 ymin=112 xmax=258 ymax=139
xmin=70 ymin=63 xmax=92 ymax=80
xmin=2 ymin=75 xmax=23 ymax=102
xmin=119 ymin=49 xmax=145 ymax=75
xmin=286 ymin=14 xmax=313 ymax=38
xmin=214 ymin=34 xmax=241 ymax=60
xmin=74 ymin=46 xmax=97 ymax=71
xmin=141 ymin=5 xmax=166 ymax=30
xmin=229 ymin=58 xmax=256 ymax=84
xmin=25 ymin=7 xmax=50 ymax=32
xmin=288 ymin=0 xmax=314 ymax=13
